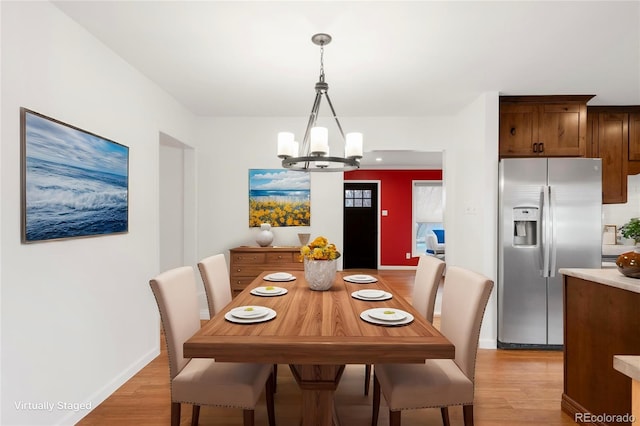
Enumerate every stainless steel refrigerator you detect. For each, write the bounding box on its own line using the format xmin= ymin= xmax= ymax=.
xmin=498 ymin=158 xmax=602 ymax=348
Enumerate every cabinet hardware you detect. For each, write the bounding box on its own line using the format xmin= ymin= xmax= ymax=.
xmin=533 ymin=143 xmax=539 ymax=153
xmin=539 ymin=142 xmax=544 ymax=153
xmin=510 ymin=127 xmax=516 ymax=135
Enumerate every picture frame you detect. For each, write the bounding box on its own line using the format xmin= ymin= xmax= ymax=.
xmin=20 ymin=108 xmax=129 ymax=243
xmin=248 ymin=169 xmax=310 ymax=227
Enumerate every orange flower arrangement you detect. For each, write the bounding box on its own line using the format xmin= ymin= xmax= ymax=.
xmin=300 ymin=236 xmax=341 ymax=260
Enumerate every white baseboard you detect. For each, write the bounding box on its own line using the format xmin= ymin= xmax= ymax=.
xmin=377 ymin=265 xmax=418 ymax=270
xmin=479 ymin=338 xmax=497 ymax=349
xmin=60 ymin=345 xmax=160 ymax=425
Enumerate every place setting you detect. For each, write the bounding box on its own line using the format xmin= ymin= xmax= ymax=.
xmin=351 ymin=289 xmax=392 ymax=301
xmin=250 ymin=285 xmax=288 ymax=297
xmin=360 ymin=307 xmax=414 ymax=327
xmin=224 ymin=305 xmax=277 ymax=324
xmin=263 ymin=272 xmax=296 ymax=282
xmin=343 ymin=274 xmax=378 ymax=284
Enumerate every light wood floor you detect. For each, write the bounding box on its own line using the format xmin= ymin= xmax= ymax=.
xmin=78 ymin=270 xmax=577 ymax=426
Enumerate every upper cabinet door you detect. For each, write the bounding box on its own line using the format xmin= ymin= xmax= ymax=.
xmin=538 ymin=103 xmax=584 ymax=157
xmin=628 ymin=113 xmax=640 ymax=161
xmin=597 ymin=113 xmax=628 ymax=204
xmin=499 ymin=104 xmax=539 ymax=157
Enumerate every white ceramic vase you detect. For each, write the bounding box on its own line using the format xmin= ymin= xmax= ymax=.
xmin=256 ymin=223 xmax=274 ymax=247
xmin=304 ymin=258 xmax=337 ymax=291
xmin=298 ymin=233 xmax=311 ymax=246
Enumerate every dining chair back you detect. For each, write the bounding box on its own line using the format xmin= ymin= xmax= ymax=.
xmin=372 ymin=266 xmax=494 ymax=426
xmin=363 ymin=255 xmax=445 ymax=396
xmin=440 ymin=266 xmax=492 ymax=381
xmin=151 ymin=266 xmax=200 ymax=379
xmin=197 ymin=254 xmax=232 ymax=317
xmin=150 ymin=266 xmax=275 ymax=426
xmin=412 ymin=254 xmax=446 ymax=323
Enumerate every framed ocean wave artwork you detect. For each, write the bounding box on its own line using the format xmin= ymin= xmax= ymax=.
xmin=249 ymin=169 xmax=310 ymax=227
xmin=20 ymin=108 xmax=129 ymax=243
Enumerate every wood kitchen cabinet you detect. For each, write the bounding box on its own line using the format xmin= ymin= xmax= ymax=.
xmin=229 ymin=246 xmax=303 ymax=296
xmin=587 ymin=107 xmax=631 ymax=204
xmin=499 ymin=95 xmax=593 ymax=158
xmin=627 ymin=112 xmax=640 ymax=174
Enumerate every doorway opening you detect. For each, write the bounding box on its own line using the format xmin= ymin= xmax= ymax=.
xmin=412 ymin=180 xmax=444 ymax=259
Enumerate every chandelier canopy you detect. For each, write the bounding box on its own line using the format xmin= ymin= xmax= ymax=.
xmin=277 ymin=33 xmax=363 ymax=172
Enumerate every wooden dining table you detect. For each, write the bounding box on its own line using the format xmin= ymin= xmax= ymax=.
xmin=184 ymin=270 xmax=454 ymax=426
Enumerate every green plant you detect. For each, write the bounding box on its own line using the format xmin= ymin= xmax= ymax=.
xmin=619 ymin=218 xmax=640 ymax=244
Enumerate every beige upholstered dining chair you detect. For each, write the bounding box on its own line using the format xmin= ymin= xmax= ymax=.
xmin=371 ymin=266 xmax=493 ymax=426
xmin=149 ymin=266 xmax=275 ymax=426
xmin=197 ymin=253 xmax=232 ymax=317
xmin=363 ymin=254 xmax=446 ymax=395
xmin=198 ymin=254 xmax=279 ymax=390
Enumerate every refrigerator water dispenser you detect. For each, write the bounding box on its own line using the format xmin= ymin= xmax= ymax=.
xmin=513 ymin=207 xmax=538 ymax=246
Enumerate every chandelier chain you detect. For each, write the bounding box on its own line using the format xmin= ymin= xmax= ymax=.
xmin=319 ymin=44 xmax=325 ymax=82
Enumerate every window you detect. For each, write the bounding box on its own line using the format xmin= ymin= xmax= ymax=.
xmin=345 ymin=189 xmax=372 ymax=208
xmin=412 ymin=181 xmax=444 ymax=256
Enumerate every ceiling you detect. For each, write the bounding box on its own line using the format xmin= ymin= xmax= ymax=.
xmin=52 ymin=1 xmax=640 ymax=119
xmin=51 ymin=1 xmax=639 ymax=170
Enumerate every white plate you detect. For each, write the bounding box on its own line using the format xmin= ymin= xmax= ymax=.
xmin=265 ymin=272 xmax=292 ymax=280
xmin=225 ymin=308 xmax=277 ymax=324
xmin=263 ymin=273 xmax=296 ymax=282
xmin=343 ymin=274 xmax=378 ymax=284
xmin=357 ymin=289 xmax=385 ymax=298
xmin=351 ymin=290 xmax=392 ymax=301
xmin=251 ymin=286 xmax=288 ymax=297
xmin=229 ymin=306 xmax=269 ymax=319
xmin=360 ymin=308 xmax=414 ymax=327
xmin=367 ymin=308 xmax=408 ymax=321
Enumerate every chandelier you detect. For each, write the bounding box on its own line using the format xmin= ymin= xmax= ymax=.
xmin=277 ymin=33 xmax=363 ymax=172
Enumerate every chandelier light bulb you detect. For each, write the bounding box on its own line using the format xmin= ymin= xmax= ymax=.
xmin=345 ymin=132 xmax=363 ymax=158
xmin=277 ymin=132 xmax=295 ymax=158
xmin=310 ymin=127 xmax=329 ymax=155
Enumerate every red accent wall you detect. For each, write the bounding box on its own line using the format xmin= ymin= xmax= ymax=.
xmin=344 ymin=170 xmax=442 ymax=267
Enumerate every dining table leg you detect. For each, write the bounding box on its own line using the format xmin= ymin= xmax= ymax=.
xmin=289 ymin=364 xmax=346 ymax=426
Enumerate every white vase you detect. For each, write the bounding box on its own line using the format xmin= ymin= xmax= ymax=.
xmin=304 ymin=258 xmax=337 ymax=291
xmin=298 ymin=233 xmax=311 ymax=246
xmin=256 ymin=223 xmax=274 ymax=247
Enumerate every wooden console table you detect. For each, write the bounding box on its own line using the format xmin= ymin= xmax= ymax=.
xmin=228 ymin=246 xmax=303 ymax=296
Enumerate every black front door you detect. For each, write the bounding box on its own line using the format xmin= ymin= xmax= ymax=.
xmin=343 ymin=182 xmax=378 ymax=269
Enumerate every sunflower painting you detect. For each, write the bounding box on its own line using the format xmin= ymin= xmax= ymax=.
xmin=249 ymin=169 xmax=310 ymax=227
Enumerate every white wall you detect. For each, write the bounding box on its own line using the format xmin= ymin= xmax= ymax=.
xmin=1 ymin=2 xmax=194 ymax=425
xmin=446 ymin=92 xmax=500 ymax=348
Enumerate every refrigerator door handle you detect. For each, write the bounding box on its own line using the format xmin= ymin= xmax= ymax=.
xmin=541 ymin=185 xmax=551 ymax=278
xmin=548 ymin=185 xmax=557 ymax=277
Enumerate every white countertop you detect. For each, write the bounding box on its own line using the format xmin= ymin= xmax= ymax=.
xmin=559 ymin=268 xmax=640 ymax=294
xmin=614 ymin=355 xmax=640 ymax=382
